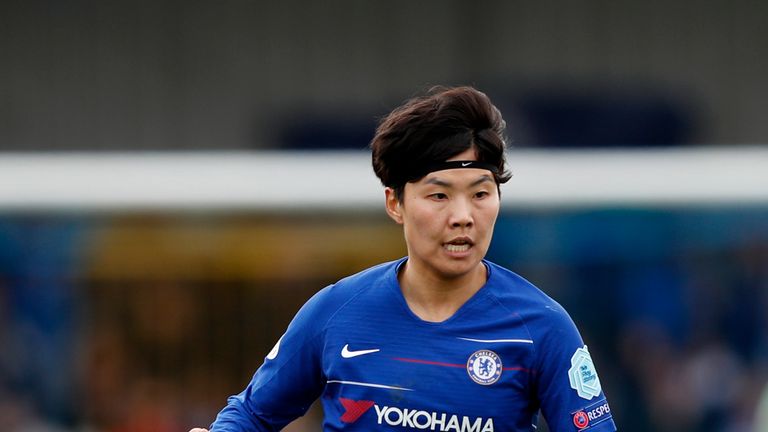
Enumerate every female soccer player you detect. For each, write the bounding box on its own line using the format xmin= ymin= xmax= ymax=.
xmin=191 ymin=86 xmax=616 ymax=431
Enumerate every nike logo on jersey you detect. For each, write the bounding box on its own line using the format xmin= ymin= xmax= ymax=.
xmin=341 ymin=344 xmax=380 ymax=358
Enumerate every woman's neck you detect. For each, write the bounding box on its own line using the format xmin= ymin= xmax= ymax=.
xmin=398 ymin=260 xmax=487 ymax=323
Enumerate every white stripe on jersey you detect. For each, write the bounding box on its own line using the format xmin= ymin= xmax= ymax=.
xmin=457 ymin=337 xmax=534 ymax=344
xmin=327 ymin=380 xmax=414 ymax=391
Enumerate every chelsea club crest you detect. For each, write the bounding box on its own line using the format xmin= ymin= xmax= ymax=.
xmin=466 ymin=350 xmax=502 ymax=385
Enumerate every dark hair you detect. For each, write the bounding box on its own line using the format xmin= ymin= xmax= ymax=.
xmin=370 ymin=86 xmax=511 ymax=200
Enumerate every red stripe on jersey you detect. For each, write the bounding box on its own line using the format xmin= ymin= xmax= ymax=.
xmin=394 ymin=356 xmax=533 ymax=373
xmin=392 ymin=357 xmax=465 ymax=368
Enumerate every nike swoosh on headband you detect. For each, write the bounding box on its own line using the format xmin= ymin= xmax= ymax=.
xmin=407 ymin=160 xmax=498 ymax=182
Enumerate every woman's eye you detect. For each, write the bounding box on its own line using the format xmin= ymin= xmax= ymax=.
xmin=430 ymin=193 xmax=447 ymax=200
xmin=475 ymin=191 xmax=490 ymax=198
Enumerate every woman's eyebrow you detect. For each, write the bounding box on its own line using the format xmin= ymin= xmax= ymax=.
xmin=470 ymin=175 xmax=494 ymax=187
xmin=423 ymin=174 xmax=494 ymax=188
xmin=424 ymin=178 xmax=451 ymax=187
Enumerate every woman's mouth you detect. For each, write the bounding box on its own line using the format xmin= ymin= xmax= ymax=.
xmin=444 ymin=243 xmax=471 ymax=253
xmin=443 ymin=237 xmax=473 ymax=253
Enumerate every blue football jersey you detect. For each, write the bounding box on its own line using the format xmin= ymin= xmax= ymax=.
xmin=211 ymin=258 xmax=616 ymax=432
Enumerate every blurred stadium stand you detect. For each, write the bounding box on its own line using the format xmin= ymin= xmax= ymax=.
xmin=511 ymin=88 xmax=695 ymax=148
xmin=2 ymin=1 xmax=768 ymax=431
xmin=1 ymin=1 xmax=767 ymax=151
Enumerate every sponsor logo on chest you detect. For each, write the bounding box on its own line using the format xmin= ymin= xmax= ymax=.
xmin=340 ymin=398 xmax=495 ymax=432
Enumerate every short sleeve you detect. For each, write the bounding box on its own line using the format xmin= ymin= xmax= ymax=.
xmin=533 ymin=306 xmax=617 ymax=432
xmin=210 ymin=286 xmax=333 ymax=431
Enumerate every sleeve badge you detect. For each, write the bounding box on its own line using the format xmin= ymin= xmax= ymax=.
xmin=568 ymin=345 xmax=602 ymax=400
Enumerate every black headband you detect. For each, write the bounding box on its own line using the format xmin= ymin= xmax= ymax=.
xmin=406 ymin=160 xmax=499 ymax=183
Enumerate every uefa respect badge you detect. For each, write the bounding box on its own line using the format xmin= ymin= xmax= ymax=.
xmin=568 ymin=345 xmax=602 ymax=400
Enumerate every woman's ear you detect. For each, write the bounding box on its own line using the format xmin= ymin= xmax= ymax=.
xmin=384 ymin=187 xmax=403 ymax=224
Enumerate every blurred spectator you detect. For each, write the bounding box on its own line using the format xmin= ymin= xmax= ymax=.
xmin=2 ymin=207 xmax=767 ymax=431
xmin=0 ymin=218 xmax=84 ymax=427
